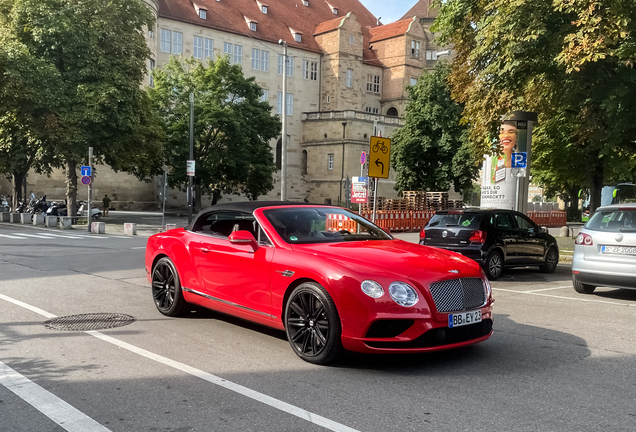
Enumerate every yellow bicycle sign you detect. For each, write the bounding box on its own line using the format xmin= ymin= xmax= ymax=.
xmin=368 ymin=136 xmax=391 ymax=178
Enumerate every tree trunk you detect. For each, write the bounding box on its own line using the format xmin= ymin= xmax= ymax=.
xmin=66 ymin=160 xmax=78 ymax=219
xmin=588 ymin=161 xmax=604 ymax=216
xmin=564 ymin=184 xmax=578 ymax=211
xmin=11 ymin=172 xmax=24 ymax=212
xmin=211 ymin=191 xmax=221 ymax=206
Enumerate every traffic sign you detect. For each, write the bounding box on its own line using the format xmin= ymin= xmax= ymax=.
xmin=368 ymin=136 xmax=391 ymax=179
xmin=512 ymin=152 xmax=527 ymax=168
xmin=81 ymin=175 xmax=92 ymax=185
xmin=360 ymin=151 xmax=366 ymax=165
xmin=187 ymin=160 xmax=195 ymax=177
xmin=80 ymin=165 xmax=92 ymax=177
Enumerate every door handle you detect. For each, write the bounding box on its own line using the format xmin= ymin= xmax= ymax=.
xmin=199 ymin=248 xmax=210 ymax=253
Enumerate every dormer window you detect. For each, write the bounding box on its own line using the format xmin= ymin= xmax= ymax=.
xmin=256 ymin=1 xmax=269 ymax=14
xmin=250 ymin=21 xmax=257 ymax=31
xmin=193 ymin=2 xmax=207 ymax=19
xmin=303 ymin=0 xmax=308 ymax=5
xmin=199 ymin=9 xmax=206 ymax=19
xmin=295 ymin=33 xmax=301 ymax=42
xmin=333 ymin=7 xmax=338 ymax=14
xmin=261 ymin=5 xmax=267 ymax=13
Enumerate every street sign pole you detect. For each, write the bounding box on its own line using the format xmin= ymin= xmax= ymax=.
xmin=188 ymin=92 xmax=194 ymax=224
xmin=162 ymin=171 xmax=167 ymax=231
xmin=87 ymin=147 xmax=92 ymax=233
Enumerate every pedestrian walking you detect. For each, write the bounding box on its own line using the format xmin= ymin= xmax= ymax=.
xmin=102 ymin=194 xmax=111 ymax=217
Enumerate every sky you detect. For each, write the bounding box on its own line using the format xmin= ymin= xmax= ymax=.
xmin=359 ymin=0 xmax=417 ymax=25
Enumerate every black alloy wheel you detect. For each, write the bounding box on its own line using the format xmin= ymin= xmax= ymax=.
xmin=572 ymin=274 xmax=596 ymax=294
xmin=540 ymin=247 xmax=559 ymax=273
xmin=151 ymin=257 xmax=186 ymax=316
xmin=484 ymin=250 xmax=504 ymax=280
xmin=285 ymin=282 xmax=342 ymax=364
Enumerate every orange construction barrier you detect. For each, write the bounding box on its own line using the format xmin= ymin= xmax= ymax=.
xmin=326 ymin=214 xmax=357 ymax=233
xmin=410 ymin=211 xmax=435 ymax=231
xmin=548 ymin=211 xmax=566 ymax=227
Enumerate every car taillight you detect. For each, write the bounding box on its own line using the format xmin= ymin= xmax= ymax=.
xmin=576 ymin=233 xmax=593 ymax=245
xmin=469 ymin=230 xmax=486 ymax=243
xmin=419 ymin=229 xmax=426 ymax=240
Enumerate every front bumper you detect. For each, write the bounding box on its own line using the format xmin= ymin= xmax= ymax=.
xmin=341 ymin=309 xmax=493 ymax=354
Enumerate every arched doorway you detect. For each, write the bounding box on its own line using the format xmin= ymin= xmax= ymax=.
xmin=386 ymin=107 xmax=398 ymax=117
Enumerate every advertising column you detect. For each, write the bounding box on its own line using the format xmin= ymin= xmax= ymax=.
xmin=481 ymin=111 xmax=537 ymax=213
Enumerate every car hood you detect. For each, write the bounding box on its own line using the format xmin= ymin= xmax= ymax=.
xmin=290 ymin=240 xmax=481 ymax=279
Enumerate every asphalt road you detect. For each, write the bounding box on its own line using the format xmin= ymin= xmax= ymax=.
xmin=1 ymin=222 xmax=635 ymax=432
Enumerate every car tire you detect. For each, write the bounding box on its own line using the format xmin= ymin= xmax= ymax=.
xmin=539 ymin=247 xmax=559 ymax=273
xmin=572 ymin=275 xmax=596 ymax=294
xmin=284 ymin=282 xmax=343 ymax=365
xmin=151 ymin=257 xmax=187 ymax=316
xmin=483 ymin=250 xmax=504 ymax=280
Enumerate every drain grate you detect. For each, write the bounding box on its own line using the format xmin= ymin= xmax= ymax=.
xmin=44 ymin=313 xmax=136 ymax=331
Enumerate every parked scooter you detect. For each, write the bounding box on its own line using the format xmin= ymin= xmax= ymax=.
xmin=77 ymin=201 xmax=102 ymax=220
xmin=45 ymin=201 xmax=67 ymax=217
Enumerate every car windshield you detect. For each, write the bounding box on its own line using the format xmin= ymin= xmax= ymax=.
xmin=427 ymin=213 xmax=481 ymax=229
xmin=586 ymin=209 xmax=636 ymax=232
xmin=263 ymin=207 xmax=392 ymax=244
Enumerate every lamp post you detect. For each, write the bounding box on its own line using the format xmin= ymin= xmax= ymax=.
xmin=279 ymin=39 xmax=288 ymax=201
xmin=339 ymin=122 xmax=347 ymax=205
xmin=188 ymin=91 xmax=194 ymax=223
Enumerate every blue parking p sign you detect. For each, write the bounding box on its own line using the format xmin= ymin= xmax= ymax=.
xmin=81 ymin=165 xmax=92 ymax=177
xmin=512 ymin=152 xmax=527 ymax=168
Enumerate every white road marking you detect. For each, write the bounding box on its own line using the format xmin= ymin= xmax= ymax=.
xmin=36 ymin=233 xmax=88 ymax=239
xmin=0 ymin=361 xmax=112 ymax=432
xmin=526 ymin=286 xmax=572 ymax=293
xmin=0 ymin=234 xmax=24 ymax=239
xmin=0 ymin=294 xmax=361 ymax=432
xmin=130 ymin=246 xmax=146 ymax=249
xmin=11 ymin=233 xmax=55 ymax=239
xmin=493 ymin=288 xmax=636 ymax=306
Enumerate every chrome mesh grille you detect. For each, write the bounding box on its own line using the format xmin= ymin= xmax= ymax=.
xmin=429 ymin=278 xmax=486 ymax=313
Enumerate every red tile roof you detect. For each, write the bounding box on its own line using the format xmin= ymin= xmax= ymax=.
xmin=368 ymin=17 xmax=414 ymax=43
xmin=157 ymin=0 xmax=383 ymax=65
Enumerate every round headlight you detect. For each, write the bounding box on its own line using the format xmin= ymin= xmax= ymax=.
xmin=361 ymin=280 xmax=384 ymax=298
xmin=388 ymin=282 xmax=419 ymax=307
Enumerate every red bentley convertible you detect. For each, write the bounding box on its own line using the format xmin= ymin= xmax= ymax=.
xmin=145 ymin=202 xmax=494 ymax=364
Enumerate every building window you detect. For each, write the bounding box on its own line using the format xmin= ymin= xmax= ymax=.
xmin=204 ymin=38 xmax=214 ymax=58
xmin=149 ymin=59 xmax=155 ymax=87
xmin=301 ymin=150 xmax=307 ymax=175
xmin=261 ymin=50 xmax=269 ymax=71
xmin=294 ymin=33 xmax=302 ymax=42
xmin=149 ymin=29 xmax=154 ymax=39
xmin=224 ymin=42 xmax=232 ymax=59
xmin=328 ymin=154 xmax=334 ymax=170
xmin=387 ymin=107 xmax=398 ymax=116
xmin=250 ymin=22 xmax=257 ymax=31
xmin=411 ymin=40 xmax=420 ymax=57
xmin=278 ymin=54 xmax=293 ymax=76
xmin=234 ymin=44 xmax=242 ymax=64
xmin=261 ymin=5 xmax=268 ymax=13
xmin=367 ymin=74 xmax=380 ymax=93
xmin=332 ymin=7 xmax=338 ymax=14
xmin=252 ymin=48 xmax=261 ymax=70
xmin=199 ymin=9 xmax=207 ymax=19
xmin=193 ymin=36 xmax=203 ymax=59
xmin=365 ymin=106 xmax=379 ymax=114
xmin=286 ymin=93 xmax=293 ymax=115
xmin=160 ymin=29 xmax=171 ymax=53
xmin=349 ymin=35 xmax=354 ymax=45
xmin=346 ymin=69 xmax=353 ymax=87
xmin=303 ymin=0 xmax=309 ymax=5
xmin=410 ymin=77 xmax=417 ymax=86
xmin=172 ymin=31 xmax=183 ymax=55
xmin=261 ymin=89 xmax=268 ymax=102
xmin=303 ymin=60 xmax=318 ymax=80
xmin=426 ymin=50 xmax=438 ymax=60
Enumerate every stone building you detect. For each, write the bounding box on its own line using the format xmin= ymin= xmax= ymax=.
xmin=0 ymin=0 xmax=449 ymax=209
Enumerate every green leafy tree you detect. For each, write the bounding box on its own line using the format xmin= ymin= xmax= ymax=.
xmin=434 ymin=0 xmax=636 ymax=213
xmin=149 ymin=57 xmax=280 ymax=208
xmin=0 ymin=0 xmax=164 ymax=215
xmin=391 ymin=62 xmax=479 ymax=196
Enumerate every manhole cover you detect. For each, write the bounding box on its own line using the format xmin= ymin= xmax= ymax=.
xmin=44 ymin=313 xmax=135 ymax=331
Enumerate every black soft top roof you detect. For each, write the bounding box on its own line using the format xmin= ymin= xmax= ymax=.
xmin=186 ymin=201 xmax=327 ymax=230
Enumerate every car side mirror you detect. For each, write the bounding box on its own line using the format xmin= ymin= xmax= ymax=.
xmin=228 ymin=230 xmax=260 ymax=251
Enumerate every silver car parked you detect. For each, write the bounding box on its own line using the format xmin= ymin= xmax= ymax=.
xmin=572 ymin=203 xmax=636 ymax=293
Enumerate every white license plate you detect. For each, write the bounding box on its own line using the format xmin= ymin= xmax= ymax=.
xmin=448 ymin=310 xmax=482 ymax=328
xmin=601 ymin=245 xmax=636 ymax=255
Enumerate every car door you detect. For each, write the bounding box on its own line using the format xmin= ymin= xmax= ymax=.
xmin=514 ymin=213 xmax=546 ymax=263
xmin=190 ymin=211 xmax=275 ymax=319
xmin=490 ymin=212 xmax=522 ymax=264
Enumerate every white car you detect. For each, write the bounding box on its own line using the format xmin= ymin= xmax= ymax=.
xmin=572 ymin=203 xmax=636 ymax=293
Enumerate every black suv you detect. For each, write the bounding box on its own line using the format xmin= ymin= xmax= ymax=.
xmin=419 ymin=209 xmax=559 ymax=280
